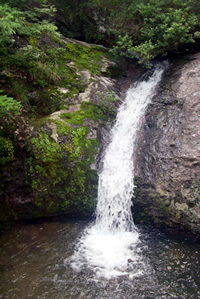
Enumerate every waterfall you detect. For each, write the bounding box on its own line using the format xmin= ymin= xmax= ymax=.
xmin=67 ymin=63 xmax=166 ymax=279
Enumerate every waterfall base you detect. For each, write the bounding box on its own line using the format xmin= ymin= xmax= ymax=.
xmin=67 ymin=224 xmax=145 ymax=279
xmin=68 ymin=63 xmax=167 ymax=279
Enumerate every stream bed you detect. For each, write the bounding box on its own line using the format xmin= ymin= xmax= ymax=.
xmin=0 ymin=218 xmax=199 ymax=299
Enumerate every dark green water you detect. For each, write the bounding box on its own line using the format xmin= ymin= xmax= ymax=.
xmin=0 ymin=219 xmax=199 ymax=299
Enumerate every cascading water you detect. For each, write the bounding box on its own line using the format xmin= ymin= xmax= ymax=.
xmin=67 ymin=63 xmax=167 ymax=279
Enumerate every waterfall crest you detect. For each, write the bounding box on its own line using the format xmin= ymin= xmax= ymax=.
xmin=67 ymin=64 xmax=166 ymax=279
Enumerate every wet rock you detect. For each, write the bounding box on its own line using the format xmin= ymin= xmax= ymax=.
xmin=100 ymin=58 xmax=115 ymax=73
xmin=57 ymin=87 xmax=69 ymax=94
xmin=80 ymin=70 xmax=91 ymax=85
xmin=135 ymin=54 xmax=200 ymax=232
xmin=77 ymin=75 xmax=119 ymax=104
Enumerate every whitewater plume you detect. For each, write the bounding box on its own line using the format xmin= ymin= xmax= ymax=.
xmin=67 ymin=64 xmax=166 ymax=279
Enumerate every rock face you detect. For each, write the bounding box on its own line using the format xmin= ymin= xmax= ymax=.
xmin=134 ymin=54 xmax=200 ymax=232
xmin=0 ymin=75 xmax=119 ymax=223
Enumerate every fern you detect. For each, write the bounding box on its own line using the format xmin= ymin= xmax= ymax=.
xmin=0 ymin=90 xmax=22 ymax=118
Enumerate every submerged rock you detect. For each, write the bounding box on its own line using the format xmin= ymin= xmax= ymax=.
xmin=135 ymin=54 xmax=200 ymax=232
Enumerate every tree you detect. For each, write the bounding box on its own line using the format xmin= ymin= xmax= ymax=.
xmin=91 ymin=0 xmax=200 ymax=65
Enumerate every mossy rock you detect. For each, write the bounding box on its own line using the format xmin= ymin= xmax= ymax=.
xmin=0 ymin=31 xmax=121 ymax=223
xmin=24 ymin=121 xmax=100 ymax=218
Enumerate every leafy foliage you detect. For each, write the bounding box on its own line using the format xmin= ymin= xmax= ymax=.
xmin=133 ymin=0 xmax=200 ymax=62
xmin=0 ymin=91 xmax=22 ymax=119
xmin=0 ymin=5 xmax=23 ymax=46
xmin=0 ymin=91 xmax=22 ymax=165
xmin=26 ymin=127 xmax=98 ymax=214
xmin=0 ymin=3 xmax=58 ymax=46
xmin=96 ymin=91 xmax=118 ymax=114
xmin=0 ymin=2 xmax=61 ymax=95
xmin=90 ymin=0 xmax=200 ymax=64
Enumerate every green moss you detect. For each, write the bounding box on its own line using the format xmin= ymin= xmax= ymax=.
xmin=1 ymin=31 xmax=118 ymax=118
xmin=28 ymin=36 xmax=38 ymax=47
xmin=0 ymin=136 xmax=14 ymax=165
xmin=50 ymin=119 xmax=71 ymax=136
xmin=0 ymin=26 xmax=120 ymax=221
xmin=64 ymin=43 xmax=110 ymax=75
xmin=25 ymin=125 xmax=99 ymax=217
xmin=61 ymin=101 xmax=115 ymax=125
xmin=31 ymin=116 xmax=50 ymax=128
xmin=26 ymin=41 xmax=112 ymax=101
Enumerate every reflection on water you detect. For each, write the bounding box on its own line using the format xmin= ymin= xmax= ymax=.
xmin=0 ymin=219 xmax=199 ymax=299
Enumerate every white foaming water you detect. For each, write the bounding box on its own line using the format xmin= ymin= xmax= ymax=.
xmin=67 ymin=64 xmax=166 ymax=279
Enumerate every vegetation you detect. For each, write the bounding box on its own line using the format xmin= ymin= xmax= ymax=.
xmin=0 ymin=91 xmax=21 ymax=119
xmin=25 ymin=0 xmax=199 ymax=65
xmin=25 ymin=125 xmax=99 ymax=216
xmin=111 ymin=0 xmax=200 ymax=65
xmin=0 ymin=91 xmax=22 ymax=164
xmin=61 ymin=95 xmax=117 ymax=126
xmin=88 ymin=0 xmax=200 ymax=65
xmin=1 ymin=0 xmax=200 ymax=221
xmin=49 ymin=0 xmax=105 ymax=43
xmin=0 ymin=0 xmax=116 ymax=221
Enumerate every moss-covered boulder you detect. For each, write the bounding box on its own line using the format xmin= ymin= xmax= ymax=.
xmin=0 ymin=34 xmax=123 ymax=222
xmin=25 ymin=126 xmax=99 ymax=217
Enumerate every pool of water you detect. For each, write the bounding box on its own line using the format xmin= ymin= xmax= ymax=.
xmin=0 ymin=219 xmax=199 ymax=299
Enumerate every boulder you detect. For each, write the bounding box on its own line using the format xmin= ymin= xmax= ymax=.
xmin=0 ymin=69 xmax=123 ymax=223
